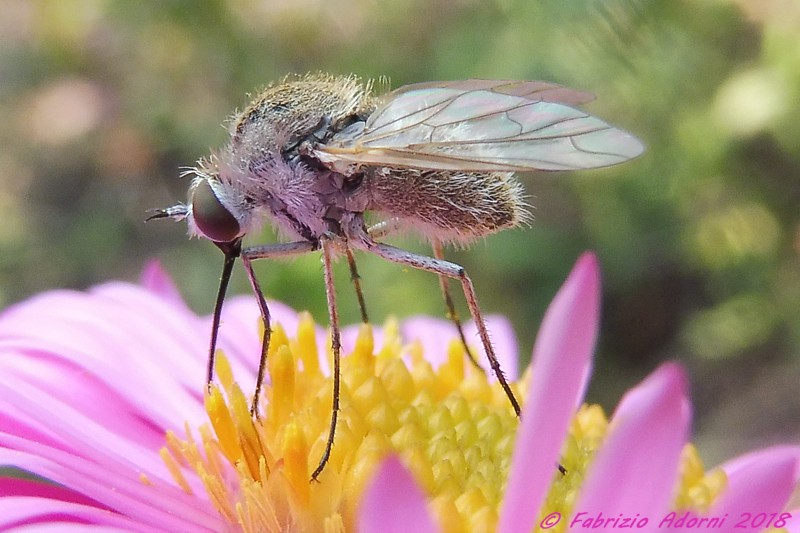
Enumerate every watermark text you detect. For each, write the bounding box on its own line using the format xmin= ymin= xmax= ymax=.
xmin=560 ymin=510 xmax=793 ymax=529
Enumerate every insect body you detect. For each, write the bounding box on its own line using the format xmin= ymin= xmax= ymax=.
xmin=149 ymin=73 xmax=643 ymax=480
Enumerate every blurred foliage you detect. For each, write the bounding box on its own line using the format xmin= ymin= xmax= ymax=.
xmin=0 ymin=0 xmax=798 ymax=463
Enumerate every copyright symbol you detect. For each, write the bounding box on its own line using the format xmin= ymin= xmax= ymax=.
xmin=540 ymin=511 xmax=561 ymax=529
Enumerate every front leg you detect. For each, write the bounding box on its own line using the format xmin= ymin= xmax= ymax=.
xmin=240 ymin=241 xmax=316 ymax=415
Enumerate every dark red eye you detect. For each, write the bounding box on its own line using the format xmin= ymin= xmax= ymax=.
xmin=191 ymin=180 xmax=241 ymax=242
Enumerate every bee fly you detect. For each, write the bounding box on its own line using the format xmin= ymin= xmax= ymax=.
xmin=148 ymin=73 xmax=643 ymax=480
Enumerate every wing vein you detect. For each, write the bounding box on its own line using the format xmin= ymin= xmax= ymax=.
xmin=318 ymin=82 xmax=644 ymax=172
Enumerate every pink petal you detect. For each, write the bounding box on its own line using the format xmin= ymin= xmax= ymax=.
xmin=785 ymin=509 xmax=800 ymax=533
xmin=0 ymin=287 xmax=209 ymax=429
xmin=0 ymin=479 xmax=174 ymax=531
xmin=499 ymin=252 xmax=600 ymax=533
xmin=399 ymin=316 xmax=454 ymax=365
xmin=572 ymin=362 xmax=690 ymax=524
xmin=464 ymin=315 xmax=519 ymax=379
xmin=139 ymin=259 xmax=186 ymax=308
xmin=0 ymin=495 xmax=169 ymax=532
xmin=358 ymin=455 xmax=440 ymax=533
xmin=91 ymin=281 xmax=265 ymax=391
xmin=0 ymin=477 xmax=102 ymax=506
xmin=0 ymin=374 xmax=177 ymax=478
xmin=708 ymin=446 xmax=800 ymax=533
xmin=400 ymin=315 xmax=518 ymax=377
xmin=719 ymin=444 xmax=800 ymax=481
xmin=0 ymin=282 xmax=232 ymax=531
xmin=0 ymin=437 xmax=221 ymax=531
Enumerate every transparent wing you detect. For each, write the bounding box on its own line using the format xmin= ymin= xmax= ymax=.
xmin=390 ymin=79 xmax=597 ymax=106
xmin=317 ymin=80 xmax=644 ymax=172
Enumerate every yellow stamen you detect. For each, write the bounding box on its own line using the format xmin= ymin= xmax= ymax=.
xmin=676 ymin=444 xmax=727 ymax=512
xmin=158 ymin=315 xmax=727 ymax=533
xmin=268 ymin=345 xmax=295 ymax=430
xmin=159 ymin=442 xmax=192 ymax=494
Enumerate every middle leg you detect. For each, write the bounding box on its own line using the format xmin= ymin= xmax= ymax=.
xmin=240 ymin=240 xmax=316 ymax=415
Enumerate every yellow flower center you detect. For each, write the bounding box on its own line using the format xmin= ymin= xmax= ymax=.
xmin=157 ymin=314 xmax=726 ymax=533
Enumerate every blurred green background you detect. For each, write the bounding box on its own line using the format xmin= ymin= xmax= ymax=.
xmin=0 ymin=0 xmax=798 ymax=465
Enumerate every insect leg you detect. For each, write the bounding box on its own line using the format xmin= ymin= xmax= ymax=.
xmin=311 ymin=234 xmax=341 ymax=481
xmin=431 ymin=240 xmax=483 ymax=372
xmin=367 ymin=221 xmax=480 ymax=368
xmin=361 ymin=240 xmax=521 ymax=416
xmin=240 ymin=241 xmax=316 ymax=416
xmin=207 ymin=239 xmax=242 ymax=388
xmin=345 ymin=245 xmax=368 ymax=323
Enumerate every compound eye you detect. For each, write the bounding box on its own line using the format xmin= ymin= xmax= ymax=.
xmin=191 ymin=180 xmax=241 ymax=242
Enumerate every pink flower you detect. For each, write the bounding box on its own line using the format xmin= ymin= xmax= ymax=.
xmin=0 ymin=255 xmax=798 ymax=532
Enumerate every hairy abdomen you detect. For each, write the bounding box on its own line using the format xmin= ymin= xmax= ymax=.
xmin=366 ymin=169 xmax=529 ymax=245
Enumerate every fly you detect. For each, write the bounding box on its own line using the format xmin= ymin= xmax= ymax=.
xmin=148 ymin=73 xmax=644 ymax=481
